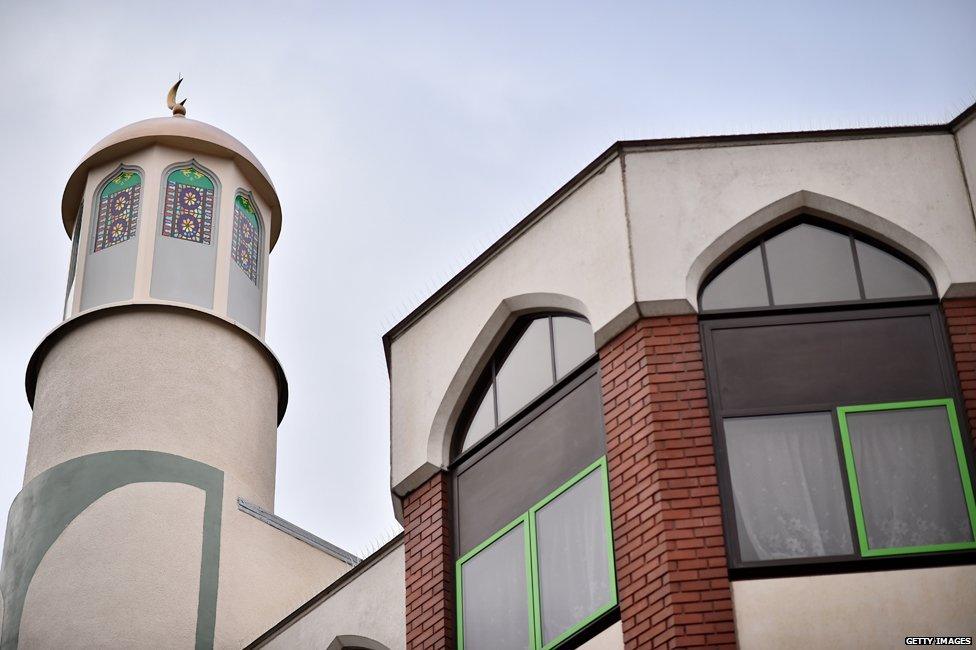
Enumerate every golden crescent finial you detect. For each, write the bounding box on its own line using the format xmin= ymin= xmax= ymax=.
xmin=167 ymin=78 xmax=187 ymax=117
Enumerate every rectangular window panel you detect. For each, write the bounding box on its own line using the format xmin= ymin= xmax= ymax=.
xmin=764 ymin=224 xmax=861 ymax=306
xmin=458 ymin=518 xmax=533 ymax=650
xmin=723 ymin=413 xmax=854 ymax=562
xmin=838 ymin=400 xmax=976 ymax=556
xmin=531 ymin=463 xmax=615 ymax=648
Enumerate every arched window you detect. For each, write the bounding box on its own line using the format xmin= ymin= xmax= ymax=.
xmin=452 ymin=314 xmax=617 ymax=649
xmin=457 ymin=315 xmax=595 ymax=454
xmin=93 ymin=169 xmax=141 ymax=252
xmin=81 ymin=167 xmax=142 ymax=310
xmin=232 ymin=193 xmax=261 ymax=285
xmin=150 ymin=162 xmax=220 ymax=309
xmin=161 ymin=166 xmax=215 ymax=244
xmin=699 ymin=216 xmax=976 ymax=576
xmin=700 ymin=219 xmax=934 ymax=312
xmin=226 ymin=190 xmax=263 ymax=333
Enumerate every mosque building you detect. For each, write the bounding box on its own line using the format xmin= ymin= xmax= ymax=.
xmin=2 ymin=83 xmax=976 ymax=649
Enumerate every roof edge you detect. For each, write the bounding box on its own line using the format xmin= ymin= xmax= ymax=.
xmin=237 ymin=498 xmax=360 ymax=565
xmin=381 ymin=102 xmax=976 ymax=368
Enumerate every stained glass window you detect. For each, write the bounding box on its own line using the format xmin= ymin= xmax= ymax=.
xmin=232 ymin=193 xmax=261 ymax=285
xmin=93 ymin=170 xmax=141 ymax=253
xmin=161 ymin=166 xmax=215 ymax=245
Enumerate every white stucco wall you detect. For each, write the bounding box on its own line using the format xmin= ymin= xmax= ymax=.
xmin=625 ymin=133 xmax=976 ymax=308
xmin=387 ymin=129 xmax=976 ymax=496
xmin=26 ymin=308 xmax=279 ymax=506
xmin=258 ymin=541 xmax=406 ymax=649
xmin=954 ymin=116 xmax=976 ymax=223
xmin=733 ymin=565 xmax=976 ymax=649
xmin=389 ymin=157 xmax=632 ymax=492
xmin=19 ymin=482 xmax=204 ymax=648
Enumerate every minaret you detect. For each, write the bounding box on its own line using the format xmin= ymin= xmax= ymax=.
xmin=0 ymin=85 xmax=350 ymax=648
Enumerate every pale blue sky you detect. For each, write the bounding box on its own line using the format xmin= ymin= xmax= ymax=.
xmin=0 ymin=0 xmax=974 ymax=556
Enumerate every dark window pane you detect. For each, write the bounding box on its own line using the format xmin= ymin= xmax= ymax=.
xmin=846 ymin=406 xmax=974 ymax=550
xmin=462 ymin=384 xmax=495 ymax=452
xmin=534 ymin=468 xmax=612 ymax=645
xmin=553 ymin=317 xmax=595 ymax=379
xmin=701 ymin=247 xmax=770 ymax=311
xmin=765 ymin=224 xmax=861 ymax=305
xmin=460 ymin=524 xmax=531 ymax=650
xmin=724 ymin=413 xmax=854 ymax=561
xmin=457 ymin=374 xmax=606 ymax=555
xmin=710 ymin=314 xmax=946 ymax=412
xmin=495 ymin=318 xmax=554 ymax=422
xmin=855 ymin=240 xmax=932 ymax=299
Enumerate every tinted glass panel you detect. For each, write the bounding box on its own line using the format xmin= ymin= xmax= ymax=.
xmin=553 ymin=317 xmax=595 ymax=379
xmin=495 ymin=319 xmax=555 ymax=422
xmin=462 ymin=384 xmax=496 ymax=452
xmin=710 ymin=315 xmax=946 ymax=412
xmin=535 ymin=469 xmax=612 ymax=645
xmin=724 ymin=413 xmax=854 ymax=561
xmin=457 ymin=374 xmax=606 ymax=555
xmin=765 ymin=224 xmax=860 ymax=305
xmin=701 ymin=247 xmax=770 ymax=311
xmin=847 ymin=406 xmax=973 ymax=549
xmin=461 ymin=524 xmax=531 ymax=649
xmin=855 ymin=240 xmax=932 ymax=300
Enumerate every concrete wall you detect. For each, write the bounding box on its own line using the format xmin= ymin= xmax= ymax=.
xmin=19 ymin=482 xmax=203 ymax=648
xmin=955 ymin=116 xmax=976 ymax=223
xmin=69 ymin=145 xmax=272 ymax=338
xmin=732 ymin=565 xmax=976 ymax=649
xmin=389 ymin=157 xmax=632 ymax=492
xmin=11 ymin=308 xmax=349 ymax=648
xmin=387 ymin=130 xmax=976 ymax=495
xmin=26 ymin=308 xmax=278 ymax=505
xmin=259 ymin=542 xmax=406 ymax=649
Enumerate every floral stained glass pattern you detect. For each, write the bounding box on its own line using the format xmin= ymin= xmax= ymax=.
xmin=161 ymin=167 xmax=215 ymax=244
xmin=93 ymin=170 xmax=141 ymax=253
xmin=232 ymin=193 xmax=260 ymax=285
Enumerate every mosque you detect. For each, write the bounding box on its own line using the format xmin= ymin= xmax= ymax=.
xmin=2 ymin=82 xmax=976 ymax=649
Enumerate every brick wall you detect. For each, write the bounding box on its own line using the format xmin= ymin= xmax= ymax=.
xmin=943 ymin=297 xmax=976 ymax=447
xmin=599 ymin=315 xmax=736 ymax=649
xmin=403 ymin=472 xmax=454 ymax=649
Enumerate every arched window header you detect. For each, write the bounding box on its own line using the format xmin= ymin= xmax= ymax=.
xmin=699 ymin=218 xmax=934 ymax=312
xmin=456 ymin=314 xmax=595 ymax=456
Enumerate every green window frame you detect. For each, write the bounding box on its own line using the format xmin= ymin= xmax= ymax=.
xmin=455 ymin=456 xmax=617 ymax=650
xmin=837 ymin=398 xmax=976 ymax=558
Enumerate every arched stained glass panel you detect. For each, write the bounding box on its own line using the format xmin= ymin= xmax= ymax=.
xmin=93 ymin=170 xmax=141 ymax=252
xmin=162 ymin=166 xmax=215 ymax=244
xmin=457 ymin=315 xmax=595 ymax=454
xmin=699 ymin=220 xmax=934 ymax=312
xmin=232 ymin=194 xmax=261 ymax=285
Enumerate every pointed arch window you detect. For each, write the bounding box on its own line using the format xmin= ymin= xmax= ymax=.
xmin=232 ymin=193 xmax=261 ymax=285
xmin=458 ymin=315 xmax=595 ymax=454
xmin=93 ymin=169 xmax=141 ymax=252
xmin=161 ymin=166 xmax=215 ymax=244
xmin=699 ymin=216 xmax=976 ymax=577
xmin=699 ymin=219 xmax=934 ymax=312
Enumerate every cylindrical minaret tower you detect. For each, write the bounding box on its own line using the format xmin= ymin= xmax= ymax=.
xmin=0 ymin=90 xmax=350 ymax=649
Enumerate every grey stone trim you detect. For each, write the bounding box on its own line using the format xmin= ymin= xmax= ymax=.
xmin=236 ymin=498 xmax=359 ymax=566
xmin=0 ymin=450 xmax=224 ymax=650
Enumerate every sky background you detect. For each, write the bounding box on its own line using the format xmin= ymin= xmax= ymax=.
xmin=0 ymin=0 xmax=974 ymax=558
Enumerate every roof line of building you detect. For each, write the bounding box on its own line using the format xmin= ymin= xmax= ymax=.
xmin=244 ymin=531 xmax=406 ymax=648
xmin=381 ymin=100 xmax=976 ymax=368
xmin=237 ymin=498 xmax=361 ymax=566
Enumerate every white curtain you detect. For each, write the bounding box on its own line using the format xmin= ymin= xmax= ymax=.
xmin=724 ymin=413 xmax=854 ymax=562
